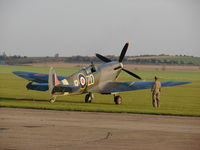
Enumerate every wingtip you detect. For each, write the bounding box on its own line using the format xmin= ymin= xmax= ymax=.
xmin=179 ymin=81 xmax=192 ymax=84
xmin=185 ymin=81 xmax=192 ymax=84
xmin=12 ymin=71 xmax=21 ymax=75
xmin=177 ymin=81 xmax=192 ymax=86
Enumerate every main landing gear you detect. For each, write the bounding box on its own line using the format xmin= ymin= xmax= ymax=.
xmin=85 ymin=93 xmax=94 ymax=103
xmin=85 ymin=93 xmax=122 ymax=104
xmin=114 ymin=95 xmax=122 ymax=104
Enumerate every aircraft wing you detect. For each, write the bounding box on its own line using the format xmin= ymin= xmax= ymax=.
xmin=13 ymin=71 xmax=66 ymax=83
xmin=100 ymin=81 xmax=191 ymax=94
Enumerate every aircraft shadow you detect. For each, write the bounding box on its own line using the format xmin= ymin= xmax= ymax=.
xmin=0 ymin=97 xmax=115 ymax=105
xmin=0 ymin=97 xmax=47 ymax=102
xmin=0 ymin=97 xmax=83 ymax=104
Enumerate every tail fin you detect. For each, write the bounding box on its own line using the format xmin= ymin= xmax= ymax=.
xmin=48 ymin=67 xmax=60 ymax=95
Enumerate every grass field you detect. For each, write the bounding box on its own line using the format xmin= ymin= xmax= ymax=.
xmin=0 ymin=65 xmax=200 ymax=116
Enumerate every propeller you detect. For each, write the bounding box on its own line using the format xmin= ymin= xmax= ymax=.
xmin=95 ymin=42 xmax=142 ymax=80
xmin=122 ymin=68 xmax=142 ymax=80
xmin=95 ymin=53 xmax=111 ymax=63
xmin=119 ymin=42 xmax=129 ymax=62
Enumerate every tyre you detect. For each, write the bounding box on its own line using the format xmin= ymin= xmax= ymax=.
xmin=114 ymin=96 xmax=122 ymax=104
xmin=49 ymin=98 xmax=56 ymax=103
xmin=85 ymin=93 xmax=93 ymax=103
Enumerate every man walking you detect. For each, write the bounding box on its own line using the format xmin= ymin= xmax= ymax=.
xmin=151 ymin=76 xmax=161 ymax=107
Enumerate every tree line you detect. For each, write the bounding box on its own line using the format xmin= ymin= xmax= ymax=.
xmin=0 ymin=52 xmax=199 ymax=66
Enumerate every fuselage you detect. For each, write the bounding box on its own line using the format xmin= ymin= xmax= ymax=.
xmin=59 ymin=61 xmax=122 ymax=95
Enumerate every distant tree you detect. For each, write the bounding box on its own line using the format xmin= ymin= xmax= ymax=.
xmin=180 ymin=60 xmax=184 ymax=64
xmin=2 ymin=52 xmax=7 ymax=57
xmin=54 ymin=53 xmax=59 ymax=58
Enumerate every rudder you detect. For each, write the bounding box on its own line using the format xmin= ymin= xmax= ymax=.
xmin=48 ymin=67 xmax=60 ymax=95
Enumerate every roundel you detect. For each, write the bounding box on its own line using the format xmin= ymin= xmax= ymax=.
xmin=78 ymin=74 xmax=86 ymax=88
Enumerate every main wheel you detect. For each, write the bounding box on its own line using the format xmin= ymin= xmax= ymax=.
xmin=85 ymin=93 xmax=93 ymax=103
xmin=114 ymin=95 xmax=122 ymax=104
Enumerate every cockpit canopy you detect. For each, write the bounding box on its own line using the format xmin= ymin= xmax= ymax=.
xmin=82 ymin=65 xmax=97 ymax=75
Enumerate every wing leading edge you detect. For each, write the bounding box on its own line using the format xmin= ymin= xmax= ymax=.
xmin=100 ymin=81 xmax=191 ymax=94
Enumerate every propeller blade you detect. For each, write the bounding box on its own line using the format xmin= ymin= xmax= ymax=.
xmin=96 ymin=53 xmax=112 ymax=63
xmin=119 ymin=42 xmax=129 ymax=62
xmin=122 ymin=68 xmax=142 ymax=80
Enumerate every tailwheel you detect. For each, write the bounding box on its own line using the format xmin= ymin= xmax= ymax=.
xmin=49 ymin=97 xmax=56 ymax=103
xmin=114 ymin=95 xmax=122 ymax=104
xmin=85 ymin=93 xmax=93 ymax=103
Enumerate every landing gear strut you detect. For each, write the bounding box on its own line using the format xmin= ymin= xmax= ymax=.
xmin=85 ymin=93 xmax=93 ymax=103
xmin=114 ymin=95 xmax=122 ymax=104
xmin=49 ymin=96 xmax=56 ymax=103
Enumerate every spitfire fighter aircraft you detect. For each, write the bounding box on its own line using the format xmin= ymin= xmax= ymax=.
xmin=13 ymin=43 xmax=191 ymax=104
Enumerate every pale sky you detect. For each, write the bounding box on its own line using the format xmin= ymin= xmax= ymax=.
xmin=0 ymin=0 xmax=200 ymax=57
